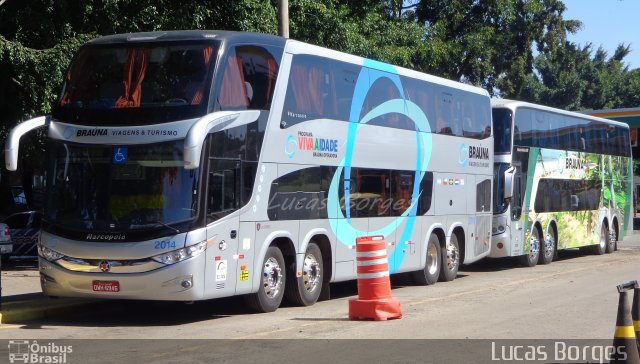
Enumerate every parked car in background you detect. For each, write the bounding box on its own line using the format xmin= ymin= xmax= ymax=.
xmin=2 ymin=211 xmax=41 ymax=259
xmin=0 ymin=222 xmax=11 ymax=263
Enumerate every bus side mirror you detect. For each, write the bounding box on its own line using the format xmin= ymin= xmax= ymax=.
xmin=5 ymin=116 xmax=50 ymax=171
xmin=503 ymin=166 xmax=516 ymax=201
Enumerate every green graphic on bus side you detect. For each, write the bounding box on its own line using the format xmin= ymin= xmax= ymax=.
xmin=521 ymin=148 xmax=631 ymax=253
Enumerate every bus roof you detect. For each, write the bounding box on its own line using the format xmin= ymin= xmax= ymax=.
xmin=285 ymin=39 xmax=490 ymax=98
xmin=87 ymin=30 xmax=488 ymax=99
xmin=86 ymin=30 xmax=286 ymax=48
xmin=491 ymin=98 xmax=629 ymax=130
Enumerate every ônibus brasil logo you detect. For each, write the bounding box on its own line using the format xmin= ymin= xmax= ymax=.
xmin=8 ymin=340 xmax=73 ymax=363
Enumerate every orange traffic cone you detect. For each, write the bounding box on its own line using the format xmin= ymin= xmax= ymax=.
xmin=348 ymin=235 xmax=402 ymax=321
xmin=633 ymin=287 xmax=640 ymax=353
xmin=612 ymin=289 xmax=640 ymax=363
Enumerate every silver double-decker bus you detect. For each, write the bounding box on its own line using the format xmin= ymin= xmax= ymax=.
xmin=5 ymin=31 xmax=493 ymax=312
xmin=491 ymin=99 xmax=632 ymax=266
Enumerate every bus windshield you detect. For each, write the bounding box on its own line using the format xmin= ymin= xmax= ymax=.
xmin=492 ymin=108 xmax=512 ymax=154
xmin=53 ymin=42 xmax=219 ymax=125
xmin=45 ymin=140 xmax=200 ymax=233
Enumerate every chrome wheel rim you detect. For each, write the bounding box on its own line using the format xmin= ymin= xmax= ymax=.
xmin=262 ymin=257 xmax=283 ymax=299
xmin=445 ymin=241 xmax=459 ymax=271
xmin=600 ymin=225 xmax=607 ymax=250
xmin=529 ymin=232 xmax=540 ymax=260
xmin=302 ymin=252 xmax=321 ymax=294
xmin=608 ymin=228 xmax=617 ymax=248
xmin=543 ymin=233 xmax=554 ymax=259
xmin=427 ymin=242 xmax=439 ymax=275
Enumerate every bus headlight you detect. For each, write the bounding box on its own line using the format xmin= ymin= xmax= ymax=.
xmin=38 ymin=245 xmax=65 ymax=261
xmin=492 ymin=216 xmax=507 ymax=236
xmin=151 ymin=241 xmax=207 ymax=265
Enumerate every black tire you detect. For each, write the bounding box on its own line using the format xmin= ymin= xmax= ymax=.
xmin=412 ymin=233 xmax=441 ymax=285
xmin=0 ymin=254 xmax=10 ymax=265
xmin=591 ymin=223 xmax=607 ymax=255
xmin=605 ymin=223 xmax=617 ymax=254
xmin=539 ymin=227 xmax=556 ymax=265
xmin=245 ymin=246 xmax=286 ymax=313
xmin=519 ymin=227 xmax=540 ymax=267
xmin=285 ymin=242 xmax=323 ymax=306
xmin=439 ymin=233 xmax=460 ymax=282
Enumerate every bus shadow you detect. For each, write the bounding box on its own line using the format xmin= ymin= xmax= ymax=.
xmin=461 ymin=248 xmax=597 ymax=273
xmin=1 ymin=258 xmax=38 ymax=271
xmin=17 ymin=278 xmax=431 ymax=328
xmin=17 ymin=296 xmax=262 ymax=328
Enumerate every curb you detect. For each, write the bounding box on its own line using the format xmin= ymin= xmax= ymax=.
xmin=0 ymin=297 xmax=101 ymax=324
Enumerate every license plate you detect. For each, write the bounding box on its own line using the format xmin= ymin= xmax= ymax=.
xmin=92 ymin=280 xmax=120 ymax=292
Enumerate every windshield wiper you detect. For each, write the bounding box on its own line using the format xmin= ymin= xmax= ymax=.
xmin=129 ymin=220 xmax=181 ymax=234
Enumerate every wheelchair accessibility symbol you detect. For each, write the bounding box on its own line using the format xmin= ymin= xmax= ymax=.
xmin=112 ymin=147 xmax=128 ymax=164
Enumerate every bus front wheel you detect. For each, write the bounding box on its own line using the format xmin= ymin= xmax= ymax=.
xmin=285 ymin=242 xmax=323 ymax=306
xmin=412 ymin=233 xmax=441 ymax=285
xmin=245 ymin=246 xmax=286 ymax=313
xmin=519 ymin=228 xmax=540 ymax=267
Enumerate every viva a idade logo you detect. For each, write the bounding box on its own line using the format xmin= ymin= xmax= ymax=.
xmin=326 ymin=59 xmax=432 ymax=274
xmin=284 ymin=131 xmax=339 ymax=159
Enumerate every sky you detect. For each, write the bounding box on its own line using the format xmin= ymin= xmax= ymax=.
xmin=562 ymin=0 xmax=639 ymax=69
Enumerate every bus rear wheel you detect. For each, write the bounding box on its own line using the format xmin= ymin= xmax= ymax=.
xmin=592 ymin=224 xmax=607 ymax=255
xmin=412 ymin=233 xmax=441 ymax=285
xmin=539 ymin=227 xmax=556 ymax=265
xmin=519 ymin=228 xmax=540 ymax=267
xmin=245 ymin=246 xmax=286 ymax=313
xmin=285 ymin=242 xmax=323 ymax=306
xmin=439 ymin=233 xmax=459 ymax=282
xmin=605 ymin=224 xmax=617 ymax=254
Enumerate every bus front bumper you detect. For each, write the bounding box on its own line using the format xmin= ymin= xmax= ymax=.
xmin=38 ymin=255 xmax=206 ymax=301
xmin=488 ymin=232 xmax=512 ymax=258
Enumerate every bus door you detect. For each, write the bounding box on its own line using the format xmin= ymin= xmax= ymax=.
xmin=510 ymin=147 xmax=531 ymax=256
xmin=391 ymin=171 xmax=422 ymax=273
xmin=204 ymin=159 xmax=241 ymax=296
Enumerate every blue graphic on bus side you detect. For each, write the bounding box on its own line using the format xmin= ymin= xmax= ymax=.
xmin=327 ymin=59 xmax=433 ymax=273
xmin=285 ymin=134 xmax=297 ymax=159
xmin=459 ymin=143 xmax=469 ymax=167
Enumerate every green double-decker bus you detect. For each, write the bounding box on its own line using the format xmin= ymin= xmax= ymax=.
xmin=490 ymin=100 xmax=632 ymax=266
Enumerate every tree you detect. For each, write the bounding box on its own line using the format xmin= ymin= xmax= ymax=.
xmin=413 ymin=0 xmax=581 ymax=96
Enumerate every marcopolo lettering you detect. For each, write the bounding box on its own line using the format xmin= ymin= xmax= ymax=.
xmin=76 ymin=128 xmax=108 ymax=137
xmin=469 ymin=146 xmax=490 ymax=160
xmin=86 ymin=233 xmax=126 ymax=241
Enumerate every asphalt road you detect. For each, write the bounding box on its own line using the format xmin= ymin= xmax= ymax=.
xmin=1 ymin=233 xmax=638 ymax=343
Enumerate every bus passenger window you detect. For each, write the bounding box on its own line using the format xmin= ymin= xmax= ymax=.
xmin=282 ymin=54 xmax=358 ymax=128
xmin=436 ymin=92 xmax=454 ymax=135
xmin=218 ymin=55 xmax=250 ymax=110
